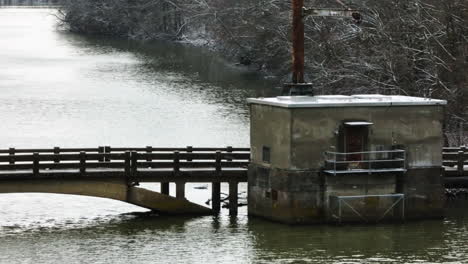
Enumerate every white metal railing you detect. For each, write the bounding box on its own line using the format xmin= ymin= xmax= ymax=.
xmin=330 ymin=193 xmax=405 ymax=223
xmin=324 ymin=149 xmax=406 ymax=175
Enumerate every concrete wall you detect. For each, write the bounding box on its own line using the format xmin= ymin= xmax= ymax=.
xmin=290 ymin=105 xmax=445 ymax=170
xmin=250 ymin=104 xmax=291 ymax=169
xmin=248 ymin=164 xmax=323 ymax=224
xmin=248 ymin=103 xmax=445 ymax=224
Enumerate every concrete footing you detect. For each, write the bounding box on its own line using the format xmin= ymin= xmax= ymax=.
xmin=248 ymin=164 xmax=445 ymax=224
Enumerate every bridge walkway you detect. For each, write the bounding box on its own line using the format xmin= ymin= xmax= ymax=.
xmin=0 ymin=146 xmax=249 ymax=215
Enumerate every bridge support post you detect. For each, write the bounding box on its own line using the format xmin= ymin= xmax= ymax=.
xmin=212 ymin=182 xmax=221 ymax=213
xmin=161 ymin=183 xmax=170 ymax=195
xmin=229 ymin=181 xmax=238 ymax=216
xmin=212 ymin=151 xmax=222 ymax=213
xmin=458 ymin=146 xmax=466 ymax=176
xmin=176 ymin=181 xmax=185 ymax=199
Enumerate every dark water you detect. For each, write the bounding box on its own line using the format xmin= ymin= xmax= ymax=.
xmin=1 ymin=8 xmax=468 ymax=264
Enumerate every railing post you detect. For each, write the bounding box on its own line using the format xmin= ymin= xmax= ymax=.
xmin=131 ymin=151 xmax=138 ymax=176
xmin=174 ymin=151 xmax=180 ymax=174
xmin=212 ymin=151 xmax=222 ymax=213
xmin=174 ymin=151 xmax=184 ymax=197
xmin=105 ymin=146 xmax=111 ymax=162
xmin=80 ymin=151 xmax=86 ymax=176
xmin=53 ymin=146 xmax=60 ymax=163
xmin=124 ymin=151 xmax=131 ymax=184
xmin=8 ymin=147 xmax=15 ymax=165
xmin=226 ymin=146 xmax=233 ymax=161
xmin=160 ymin=151 xmax=177 ymax=196
xmin=186 ymin=146 xmax=193 ymax=161
xmin=334 ymin=152 xmax=337 ymax=176
xmin=33 ymin=152 xmax=39 ymax=175
xmin=458 ymin=146 xmax=466 ymax=176
xmin=98 ymin=146 xmax=105 ymax=162
xmin=229 ymin=181 xmax=238 ymax=216
xmin=146 ymin=146 xmax=152 ymax=164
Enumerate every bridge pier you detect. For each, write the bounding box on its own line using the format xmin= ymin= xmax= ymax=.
xmin=212 ymin=182 xmax=221 ymax=213
xmin=161 ymin=182 xmax=170 ymax=195
xmin=229 ymin=181 xmax=238 ymax=216
xmin=176 ymin=181 xmax=185 ymax=199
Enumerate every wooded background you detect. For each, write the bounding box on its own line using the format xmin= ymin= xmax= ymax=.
xmin=59 ymin=0 xmax=467 ymax=145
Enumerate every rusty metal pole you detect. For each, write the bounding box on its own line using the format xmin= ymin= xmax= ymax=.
xmin=292 ymin=0 xmax=305 ymax=84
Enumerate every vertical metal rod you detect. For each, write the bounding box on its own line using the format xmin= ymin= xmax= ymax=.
xmin=292 ymin=0 xmax=305 ymax=83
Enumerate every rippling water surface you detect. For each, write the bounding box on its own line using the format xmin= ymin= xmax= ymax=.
xmin=1 ymin=8 xmax=468 ymax=264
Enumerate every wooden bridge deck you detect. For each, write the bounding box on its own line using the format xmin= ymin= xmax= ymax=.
xmin=0 ymin=146 xmax=249 ymax=215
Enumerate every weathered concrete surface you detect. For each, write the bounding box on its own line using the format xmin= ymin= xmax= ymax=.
xmin=248 ymin=100 xmax=445 ymax=224
xmin=0 ymin=179 xmax=212 ymax=215
xmin=248 ymin=164 xmax=323 ymax=224
xmin=290 ymin=105 xmax=444 ymax=170
xmin=126 ymin=186 xmax=212 ymax=215
xmin=324 ymin=173 xmax=397 ymax=217
xmin=250 ymin=104 xmax=444 ymax=171
xmin=398 ymin=168 xmax=445 ymax=219
xmin=250 ymin=104 xmax=291 ymax=169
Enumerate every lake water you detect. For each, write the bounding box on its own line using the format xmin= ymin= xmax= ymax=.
xmin=0 ymin=8 xmax=468 ymax=264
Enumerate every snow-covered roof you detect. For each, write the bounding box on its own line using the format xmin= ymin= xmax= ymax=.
xmin=247 ymin=94 xmax=447 ymax=108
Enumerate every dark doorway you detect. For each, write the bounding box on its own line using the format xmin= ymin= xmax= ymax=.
xmin=342 ymin=122 xmax=372 ymax=165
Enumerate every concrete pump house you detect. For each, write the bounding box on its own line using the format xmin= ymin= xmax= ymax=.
xmin=247 ymin=94 xmax=447 ymax=224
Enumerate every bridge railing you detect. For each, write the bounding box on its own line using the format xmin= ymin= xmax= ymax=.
xmin=0 ymin=146 xmax=250 ymax=178
xmin=443 ymin=146 xmax=467 ymax=177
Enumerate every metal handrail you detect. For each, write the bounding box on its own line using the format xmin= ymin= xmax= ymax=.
xmin=326 ymin=149 xmax=405 ymax=157
xmin=324 ymin=149 xmax=406 ymax=175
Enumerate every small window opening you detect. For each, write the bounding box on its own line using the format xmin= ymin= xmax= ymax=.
xmin=262 ymin=146 xmax=271 ymax=163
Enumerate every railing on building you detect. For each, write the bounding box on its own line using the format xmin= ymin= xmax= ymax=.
xmin=329 ymin=193 xmax=405 ymax=223
xmin=442 ymin=145 xmax=467 ymax=177
xmin=323 ymin=149 xmax=406 ymax=175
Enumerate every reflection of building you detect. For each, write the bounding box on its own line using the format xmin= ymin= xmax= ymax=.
xmin=0 ymin=0 xmax=58 ymax=6
xmin=247 ymin=94 xmax=446 ymax=224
